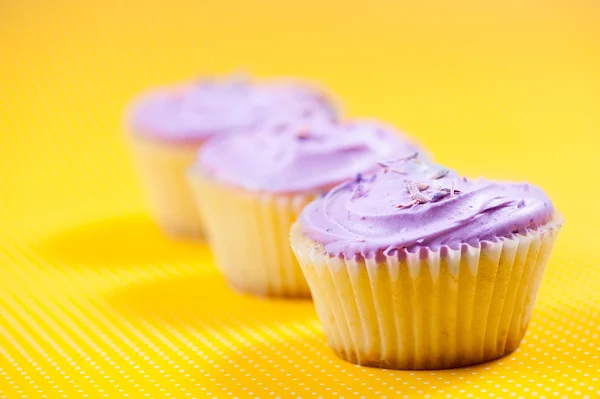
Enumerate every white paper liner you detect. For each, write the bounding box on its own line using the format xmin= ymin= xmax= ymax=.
xmin=129 ymin=134 xmax=205 ymax=239
xmin=188 ymin=176 xmax=316 ymax=297
xmin=290 ymin=219 xmax=562 ymax=369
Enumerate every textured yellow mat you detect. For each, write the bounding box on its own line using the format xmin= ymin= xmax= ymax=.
xmin=1 ymin=1 xmax=599 ymax=397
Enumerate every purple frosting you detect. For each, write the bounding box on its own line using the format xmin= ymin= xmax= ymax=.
xmin=299 ymin=157 xmax=556 ymax=255
xmin=128 ymin=76 xmax=337 ymax=142
xmin=194 ymin=120 xmax=424 ymax=193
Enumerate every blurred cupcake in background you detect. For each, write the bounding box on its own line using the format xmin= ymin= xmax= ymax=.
xmin=290 ymin=157 xmax=563 ymax=369
xmin=187 ymin=120 xmax=425 ymax=297
xmin=126 ymin=75 xmax=337 ymax=239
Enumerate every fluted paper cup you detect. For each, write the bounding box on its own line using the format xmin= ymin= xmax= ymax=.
xmin=290 ymin=218 xmax=562 ymax=369
xmin=188 ymin=175 xmax=318 ymax=297
xmin=130 ymin=134 xmax=206 ymax=239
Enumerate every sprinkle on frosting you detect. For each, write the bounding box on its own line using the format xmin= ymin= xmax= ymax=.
xmin=128 ymin=75 xmax=337 ymax=142
xmin=193 ymin=120 xmax=425 ymax=194
xmin=299 ymin=157 xmax=557 ymax=255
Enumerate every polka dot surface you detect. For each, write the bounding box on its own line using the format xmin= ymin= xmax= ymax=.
xmin=1 ymin=0 xmax=599 ymax=397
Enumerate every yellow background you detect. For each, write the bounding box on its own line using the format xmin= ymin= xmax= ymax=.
xmin=1 ymin=0 xmax=599 ymax=397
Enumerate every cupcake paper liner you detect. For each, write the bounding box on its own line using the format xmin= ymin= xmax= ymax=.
xmin=290 ymin=219 xmax=561 ymax=370
xmin=188 ymin=176 xmax=316 ymax=297
xmin=129 ymin=134 xmax=205 ymax=239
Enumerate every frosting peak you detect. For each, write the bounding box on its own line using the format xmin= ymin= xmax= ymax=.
xmin=300 ymin=158 xmax=556 ymax=255
xmin=194 ymin=120 xmax=424 ymax=193
xmin=128 ymin=76 xmax=337 ymax=142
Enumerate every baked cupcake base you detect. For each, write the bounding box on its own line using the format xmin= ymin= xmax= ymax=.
xmin=130 ymin=134 xmax=205 ymax=240
xmin=290 ymin=219 xmax=561 ymax=370
xmin=188 ymin=176 xmax=315 ymax=297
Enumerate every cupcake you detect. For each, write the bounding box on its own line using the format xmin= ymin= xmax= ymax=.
xmin=126 ymin=76 xmax=336 ymax=239
xmin=187 ymin=120 xmax=424 ymax=297
xmin=290 ymin=157 xmax=563 ymax=369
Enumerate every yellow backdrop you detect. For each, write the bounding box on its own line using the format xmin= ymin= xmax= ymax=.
xmin=1 ymin=0 xmax=599 ymax=397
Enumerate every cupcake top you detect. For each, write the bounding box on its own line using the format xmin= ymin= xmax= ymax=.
xmin=128 ymin=75 xmax=336 ymax=142
xmin=300 ymin=158 xmax=556 ymax=256
xmin=194 ymin=120 xmax=424 ymax=194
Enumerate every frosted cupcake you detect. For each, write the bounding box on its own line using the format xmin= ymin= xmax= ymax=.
xmin=290 ymin=157 xmax=562 ymax=369
xmin=127 ymin=76 xmax=336 ymax=239
xmin=187 ymin=120 xmax=424 ymax=297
